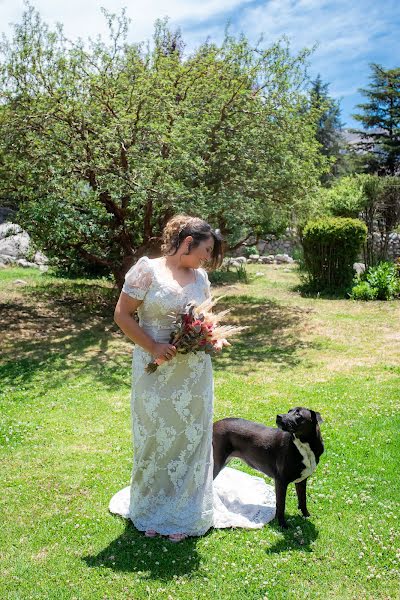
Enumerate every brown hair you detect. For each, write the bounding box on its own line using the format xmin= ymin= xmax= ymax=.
xmin=161 ymin=214 xmax=223 ymax=270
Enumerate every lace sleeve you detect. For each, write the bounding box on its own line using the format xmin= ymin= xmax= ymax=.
xmin=199 ymin=268 xmax=211 ymax=299
xmin=122 ymin=256 xmax=153 ymax=300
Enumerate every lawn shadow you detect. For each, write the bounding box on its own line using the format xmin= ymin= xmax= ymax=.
xmin=83 ymin=520 xmax=209 ymax=580
xmin=266 ymin=515 xmax=318 ymax=553
xmin=293 ymin=281 xmax=349 ymax=299
xmin=212 ymin=295 xmax=315 ymax=374
xmin=0 ymin=279 xmax=129 ymax=392
xmin=1 ymin=286 xmax=316 ymax=389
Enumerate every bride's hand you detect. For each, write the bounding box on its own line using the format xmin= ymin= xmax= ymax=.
xmin=152 ymin=342 xmax=177 ymax=361
xmin=214 ymin=338 xmax=231 ymax=352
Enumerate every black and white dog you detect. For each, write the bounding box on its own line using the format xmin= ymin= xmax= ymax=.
xmin=213 ymin=407 xmax=324 ymax=528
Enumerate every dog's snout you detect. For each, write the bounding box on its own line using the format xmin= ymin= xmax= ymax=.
xmin=276 ymin=414 xmax=283 ymax=424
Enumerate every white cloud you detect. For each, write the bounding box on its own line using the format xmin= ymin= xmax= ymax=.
xmin=0 ymin=0 xmax=253 ymax=43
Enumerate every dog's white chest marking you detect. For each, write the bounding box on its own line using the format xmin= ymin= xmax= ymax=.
xmin=293 ymin=436 xmax=317 ymax=483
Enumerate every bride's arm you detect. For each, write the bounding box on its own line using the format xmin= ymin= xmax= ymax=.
xmin=114 ymin=292 xmax=176 ymax=360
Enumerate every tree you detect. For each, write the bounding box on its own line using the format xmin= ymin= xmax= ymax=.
xmin=0 ymin=6 xmax=328 ymax=286
xmin=322 ymin=174 xmax=400 ymax=266
xmin=309 ymin=75 xmax=344 ymax=184
xmin=351 ymin=63 xmax=400 ymax=176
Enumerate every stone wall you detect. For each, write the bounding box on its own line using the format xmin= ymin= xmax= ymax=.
xmin=372 ymin=232 xmax=400 ymax=260
xmin=234 ymin=229 xmax=301 ymax=258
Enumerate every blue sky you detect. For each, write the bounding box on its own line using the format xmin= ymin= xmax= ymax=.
xmin=1 ymin=0 xmax=399 ymax=128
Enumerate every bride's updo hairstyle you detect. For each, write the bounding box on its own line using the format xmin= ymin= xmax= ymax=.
xmin=161 ymin=214 xmax=223 ymax=270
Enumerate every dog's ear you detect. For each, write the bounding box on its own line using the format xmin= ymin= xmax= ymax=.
xmin=314 ymin=411 xmax=323 ymax=424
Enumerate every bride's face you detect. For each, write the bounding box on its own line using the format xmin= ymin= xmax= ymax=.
xmin=181 ymin=235 xmax=214 ymax=269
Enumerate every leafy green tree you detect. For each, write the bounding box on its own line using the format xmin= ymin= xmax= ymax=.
xmin=309 ymin=75 xmax=344 ymax=183
xmin=321 ymin=174 xmax=400 ymax=266
xmin=351 ymin=63 xmax=400 ymax=176
xmin=0 ymin=6 xmax=328 ymax=286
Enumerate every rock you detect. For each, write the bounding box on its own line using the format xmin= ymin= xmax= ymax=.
xmin=249 ymin=254 xmax=260 ymax=260
xmin=39 ymin=265 xmax=49 ymax=272
xmin=260 ymin=256 xmax=274 ymax=264
xmin=275 ymin=253 xmax=294 ymax=264
xmin=235 ymin=256 xmax=247 ymax=264
xmin=255 ymin=272 xmax=264 ymax=276
xmin=0 ymin=224 xmax=30 ymax=259
xmin=0 ymin=222 xmax=22 ymax=238
xmin=0 ymin=253 xmax=15 ymax=265
xmin=0 ymin=262 xmax=6 ymax=269
xmin=16 ymin=258 xmax=39 ymax=268
xmin=230 ymin=261 xmax=241 ymax=268
xmin=33 ymin=251 xmax=48 ymax=265
xmin=13 ymin=279 xmax=28 ymax=285
xmin=353 ymin=262 xmax=366 ymax=275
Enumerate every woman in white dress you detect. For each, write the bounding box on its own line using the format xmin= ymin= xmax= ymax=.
xmin=113 ymin=215 xmax=224 ymax=542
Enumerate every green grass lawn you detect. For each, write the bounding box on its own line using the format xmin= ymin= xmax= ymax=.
xmin=1 ymin=264 xmax=399 ymax=599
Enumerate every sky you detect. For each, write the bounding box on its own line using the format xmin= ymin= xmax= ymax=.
xmin=0 ymin=0 xmax=399 ymax=129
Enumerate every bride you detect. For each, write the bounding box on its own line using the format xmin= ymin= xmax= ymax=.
xmin=111 ymin=214 xmax=275 ymax=542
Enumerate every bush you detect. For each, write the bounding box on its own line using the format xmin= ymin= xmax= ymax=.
xmin=301 ymin=217 xmax=367 ymax=291
xmin=350 ymin=281 xmax=378 ymax=301
xmin=209 ymin=262 xmax=249 ymax=285
xmin=241 ymin=245 xmax=258 ymax=258
xmin=366 ymin=262 xmax=400 ymax=300
xmin=350 ymin=261 xmax=400 ymax=301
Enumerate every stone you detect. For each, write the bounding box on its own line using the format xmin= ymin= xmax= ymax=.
xmin=0 ymin=254 xmax=15 ymax=265
xmin=33 ymin=251 xmax=48 ymax=265
xmin=353 ymin=262 xmax=366 ymax=275
xmin=235 ymin=256 xmax=247 ymax=264
xmin=13 ymin=279 xmax=28 ymax=285
xmin=275 ymin=253 xmax=294 ymax=264
xmin=260 ymin=256 xmax=274 ymax=264
xmin=0 ymin=225 xmax=30 ymax=258
xmin=16 ymin=258 xmax=39 ymax=268
xmin=249 ymin=254 xmax=260 ymax=260
xmin=0 ymin=222 xmax=22 ymax=238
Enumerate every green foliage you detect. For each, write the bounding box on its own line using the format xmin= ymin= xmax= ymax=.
xmin=302 ymin=217 xmax=367 ymax=291
xmin=321 ymin=175 xmax=365 ymax=217
xmin=350 ymin=280 xmax=378 ymax=301
xmin=309 ymin=75 xmax=345 ymax=184
xmin=351 ymin=63 xmax=400 ymax=176
xmin=351 ymin=262 xmax=400 ymax=301
xmin=364 ymin=262 xmax=400 ymax=300
xmin=320 ymin=175 xmax=400 ymax=268
xmin=241 ymin=245 xmax=258 ymax=258
xmin=209 ymin=262 xmax=249 ymax=285
xmin=0 ymin=6 xmax=328 ymax=284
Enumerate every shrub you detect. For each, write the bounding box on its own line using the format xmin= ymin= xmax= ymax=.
xmin=301 ymin=217 xmax=367 ymax=291
xmin=241 ymin=245 xmax=258 ymax=258
xmin=350 ymin=281 xmax=378 ymax=301
xmin=208 ymin=262 xmax=249 ymax=285
xmin=365 ymin=262 xmax=400 ymax=300
xmin=350 ymin=261 xmax=400 ymax=301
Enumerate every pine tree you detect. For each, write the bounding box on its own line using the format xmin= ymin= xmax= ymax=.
xmin=351 ymin=63 xmax=400 ymax=176
xmin=310 ymin=75 xmax=344 ymax=183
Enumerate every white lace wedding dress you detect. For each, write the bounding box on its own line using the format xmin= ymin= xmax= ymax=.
xmin=109 ymin=256 xmax=275 ymax=534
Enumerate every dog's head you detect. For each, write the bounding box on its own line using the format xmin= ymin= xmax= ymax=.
xmin=276 ymin=407 xmax=323 ymax=437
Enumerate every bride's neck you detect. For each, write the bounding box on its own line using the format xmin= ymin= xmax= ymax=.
xmin=163 ymin=255 xmax=191 ymax=272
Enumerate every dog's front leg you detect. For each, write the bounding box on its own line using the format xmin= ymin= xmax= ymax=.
xmin=275 ymin=479 xmax=289 ymax=528
xmin=295 ymin=479 xmax=310 ymax=517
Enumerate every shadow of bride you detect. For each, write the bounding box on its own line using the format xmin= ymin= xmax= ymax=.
xmin=82 ymin=521 xmax=208 ymax=580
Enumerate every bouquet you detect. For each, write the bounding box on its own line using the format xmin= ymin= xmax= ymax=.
xmin=145 ymin=296 xmax=247 ymax=373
